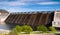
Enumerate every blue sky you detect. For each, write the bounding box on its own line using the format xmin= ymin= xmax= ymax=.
xmin=0 ymin=0 xmax=60 ymax=12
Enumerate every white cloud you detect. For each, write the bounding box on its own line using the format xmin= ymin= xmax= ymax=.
xmin=6 ymin=7 xmax=35 ymax=12
xmin=37 ymin=2 xmax=60 ymax=5
xmin=0 ymin=0 xmax=60 ymax=6
xmin=17 ymin=0 xmax=51 ymax=3
xmin=17 ymin=0 xmax=47 ymax=2
xmin=0 ymin=1 xmax=27 ymax=6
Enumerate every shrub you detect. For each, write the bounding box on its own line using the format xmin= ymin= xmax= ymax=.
xmin=49 ymin=26 xmax=57 ymax=33
xmin=15 ymin=25 xmax=22 ymax=33
xmin=8 ymin=28 xmax=18 ymax=35
xmin=37 ymin=25 xmax=48 ymax=32
xmin=8 ymin=25 xmax=22 ymax=35
xmin=22 ymin=25 xmax=33 ymax=34
xmin=8 ymin=25 xmax=33 ymax=34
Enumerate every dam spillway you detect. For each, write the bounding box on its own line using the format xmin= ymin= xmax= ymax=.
xmin=0 ymin=10 xmax=10 ymax=33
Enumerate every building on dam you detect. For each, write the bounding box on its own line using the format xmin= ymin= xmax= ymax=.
xmin=52 ymin=10 xmax=60 ymax=27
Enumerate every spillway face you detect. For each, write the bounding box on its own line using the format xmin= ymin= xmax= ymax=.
xmin=0 ymin=10 xmax=10 ymax=33
xmin=5 ymin=12 xmax=53 ymax=30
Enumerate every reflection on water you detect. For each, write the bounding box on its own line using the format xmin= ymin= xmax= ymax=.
xmin=0 ymin=22 xmax=10 ymax=30
xmin=0 ymin=22 xmax=10 ymax=34
xmin=0 ymin=24 xmax=9 ymax=30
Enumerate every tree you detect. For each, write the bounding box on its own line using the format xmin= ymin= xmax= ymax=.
xmin=37 ymin=25 xmax=48 ymax=32
xmin=49 ymin=26 xmax=57 ymax=33
xmin=22 ymin=25 xmax=33 ymax=34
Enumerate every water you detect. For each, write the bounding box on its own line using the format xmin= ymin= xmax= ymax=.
xmin=0 ymin=24 xmax=9 ymax=30
xmin=0 ymin=22 xmax=10 ymax=33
